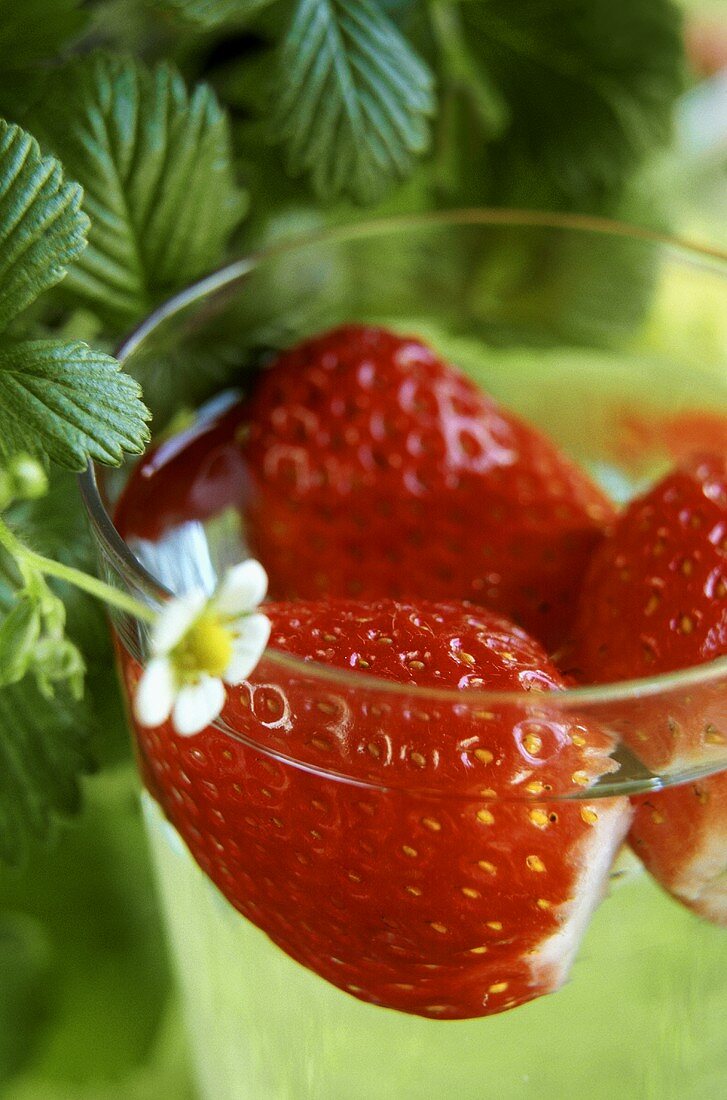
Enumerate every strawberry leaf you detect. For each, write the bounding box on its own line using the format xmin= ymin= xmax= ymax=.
xmin=272 ymin=0 xmax=435 ymax=203
xmin=32 ymin=54 xmax=247 ymax=327
xmin=153 ymin=0 xmax=273 ymax=28
xmin=0 ymin=677 xmax=93 ymax=865
xmin=450 ymin=0 xmax=683 ymax=210
xmin=0 ymin=121 xmax=88 ymax=336
xmin=0 ymin=340 xmax=150 ymax=470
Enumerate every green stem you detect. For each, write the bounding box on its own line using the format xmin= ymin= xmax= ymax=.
xmin=429 ymin=0 xmax=509 ymax=136
xmin=0 ymin=516 xmax=157 ymax=625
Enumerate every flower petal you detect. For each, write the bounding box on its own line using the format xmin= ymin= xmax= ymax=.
xmin=215 ymin=560 xmax=268 ymax=617
xmin=151 ymin=589 xmax=207 ymax=655
xmin=172 ymin=675 xmax=226 ymax=736
xmin=223 ymin=613 xmax=272 ymax=684
xmin=134 ymin=657 xmax=176 ymax=728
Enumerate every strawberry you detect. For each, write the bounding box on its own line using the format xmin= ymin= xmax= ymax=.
xmin=629 ymin=778 xmax=727 ymax=926
xmin=567 ymin=454 xmax=727 ymax=924
xmin=123 ymin=599 xmax=630 ymax=1019
xmin=238 ymin=324 xmax=614 ymax=650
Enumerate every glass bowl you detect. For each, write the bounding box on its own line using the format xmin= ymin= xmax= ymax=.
xmin=80 ymin=211 xmax=727 ymax=1100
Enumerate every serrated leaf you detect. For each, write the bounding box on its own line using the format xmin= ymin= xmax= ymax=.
xmin=272 ymin=0 xmax=435 ymax=204
xmin=0 ymin=677 xmax=92 ymax=864
xmin=33 ymin=53 xmax=247 ymax=327
xmin=451 ymin=0 xmax=683 ymax=210
xmin=0 ymin=121 xmax=88 ymax=335
xmin=154 ymin=0 xmax=273 ymax=29
xmin=0 ymin=340 xmax=150 ymax=470
xmin=0 ymin=0 xmax=85 ymax=71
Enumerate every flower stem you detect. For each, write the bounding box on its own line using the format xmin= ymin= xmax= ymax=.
xmin=0 ymin=516 xmax=157 ymax=624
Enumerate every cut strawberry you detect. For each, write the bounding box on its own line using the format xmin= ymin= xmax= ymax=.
xmin=568 ymin=454 xmax=727 ymax=924
xmin=631 ymin=778 xmax=727 ymax=926
xmin=123 ymin=599 xmax=630 ymax=1019
xmin=238 ymin=325 xmax=614 ymax=650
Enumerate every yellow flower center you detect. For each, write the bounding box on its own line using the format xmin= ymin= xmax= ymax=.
xmin=173 ymin=610 xmax=233 ymax=681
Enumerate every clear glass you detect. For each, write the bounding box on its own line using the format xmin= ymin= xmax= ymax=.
xmin=80 ymin=211 xmax=727 ymax=1100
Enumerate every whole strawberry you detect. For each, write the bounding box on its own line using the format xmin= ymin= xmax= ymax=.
xmin=124 ymin=599 xmax=630 ymax=1019
xmin=240 ymin=325 xmax=614 ymax=651
xmin=568 ymin=454 xmax=727 ymax=924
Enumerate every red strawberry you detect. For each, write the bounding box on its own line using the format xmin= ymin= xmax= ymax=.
xmin=568 ymin=454 xmax=727 ymax=924
xmin=629 ymin=778 xmax=727 ymax=926
xmin=123 ymin=599 xmax=630 ymax=1019
xmin=238 ymin=325 xmax=614 ymax=650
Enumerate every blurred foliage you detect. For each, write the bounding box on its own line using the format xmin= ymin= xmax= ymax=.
xmin=0 ymin=766 xmax=193 ymax=1097
xmin=431 ymin=0 xmax=684 ymax=211
xmin=0 ymin=0 xmax=721 ymax=1095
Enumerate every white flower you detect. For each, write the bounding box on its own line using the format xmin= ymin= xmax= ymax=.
xmin=134 ymin=559 xmax=271 ymax=736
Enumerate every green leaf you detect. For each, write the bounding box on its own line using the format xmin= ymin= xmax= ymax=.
xmin=33 ymin=53 xmax=247 ymax=327
xmin=0 ymin=0 xmax=85 ymax=71
xmin=430 ymin=1 xmax=508 ymax=140
xmin=272 ymin=0 xmax=435 ymax=204
xmin=153 ymin=0 xmax=273 ymax=29
xmin=449 ymin=0 xmax=683 ymax=210
xmin=0 ymin=340 xmax=150 ymax=470
xmin=0 ymin=677 xmax=92 ymax=865
xmin=0 ymin=121 xmax=88 ymax=335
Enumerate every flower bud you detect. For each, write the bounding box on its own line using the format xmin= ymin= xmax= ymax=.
xmin=9 ymin=455 xmax=48 ymax=501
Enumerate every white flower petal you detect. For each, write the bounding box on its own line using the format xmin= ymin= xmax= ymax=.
xmin=134 ymin=657 xmax=176 ymax=728
xmin=151 ymin=589 xmax=207 ymax=655
xmin=223 ymin=613 xmax=272 ymax=684
xmin=172 ymin=676 xmax=226 ymax=736
xmin=215 ymin=560 xmax=268 ymax=617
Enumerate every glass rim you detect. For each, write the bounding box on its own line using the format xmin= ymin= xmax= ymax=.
xmin=78 ymin=207 xmax=727 ymax=710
